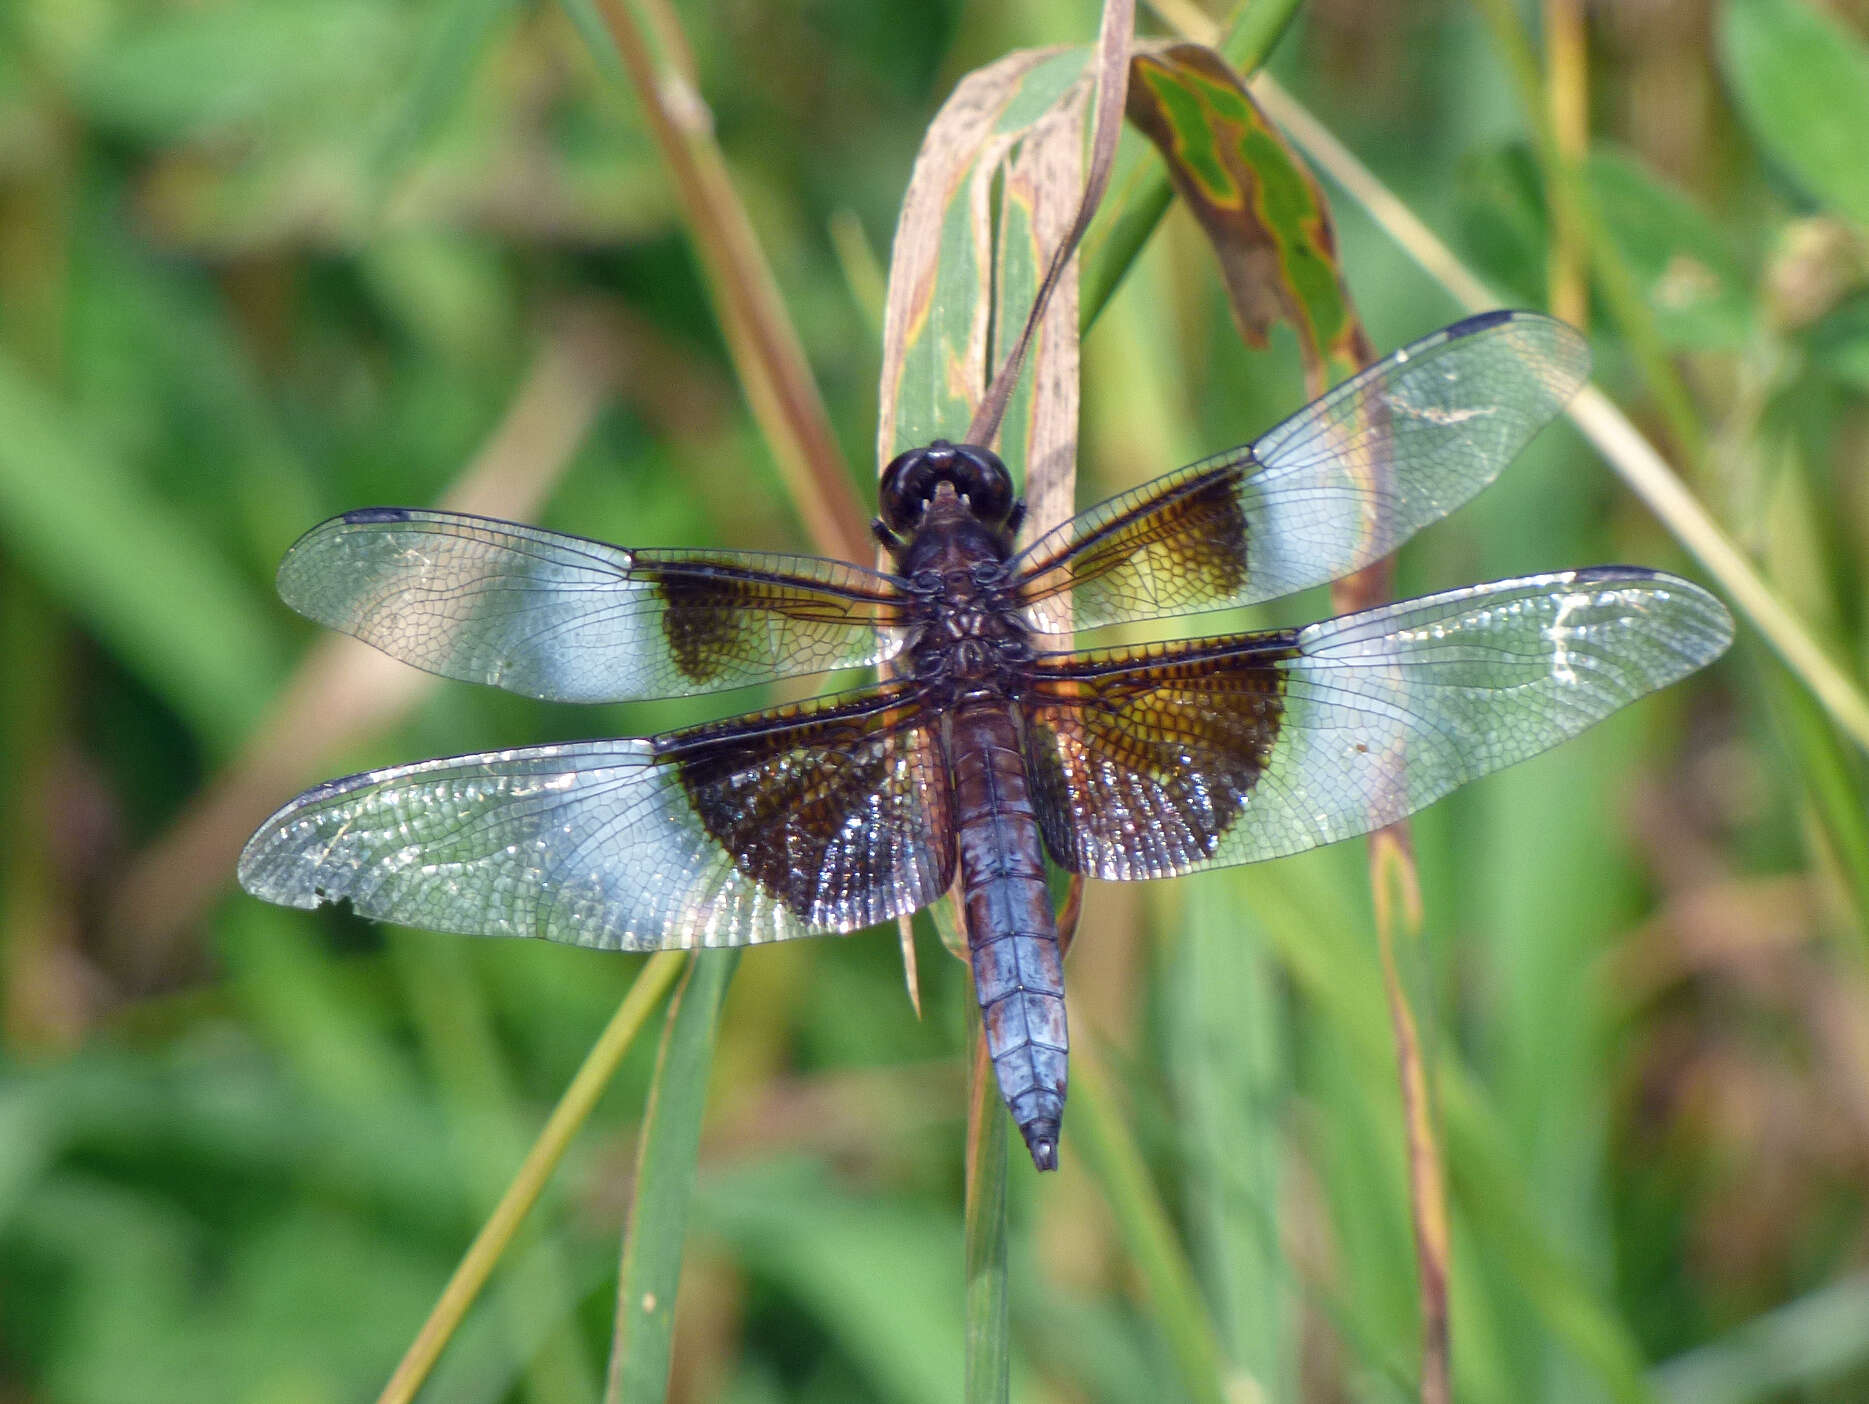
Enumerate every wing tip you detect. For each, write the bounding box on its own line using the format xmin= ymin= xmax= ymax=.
xmin=234 ymin=847 xmax=329 ymax=913
xmin=236 ymin=805 xmax=332 ymax=912
xmin=1444 ymin=307 xmax=1523 ymax=337
xmin=1440 ymin=307 xmax=1591 ymax=385
xmin=1566 ymin=564 xmax=1736 ymax=658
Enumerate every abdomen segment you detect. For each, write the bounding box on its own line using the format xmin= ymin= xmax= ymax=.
xmin=948 ymin=703 xmax=1068 ymax=1169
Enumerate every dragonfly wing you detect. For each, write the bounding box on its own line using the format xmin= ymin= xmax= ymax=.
xmin=1021 ymin=569 xmax=1732 ymax=878
xmin=277 ymin=508 xmax=908 ymax=702
xmin=1013 ymin=312 xmax=1592 ymax=633
xmin=238 ymin=684 xmax=955 ymax=948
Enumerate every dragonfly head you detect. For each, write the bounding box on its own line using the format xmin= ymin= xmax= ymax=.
xmin=879 ymin=440 xmax=1017 ymax=537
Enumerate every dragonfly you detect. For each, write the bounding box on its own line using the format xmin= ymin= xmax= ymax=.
xmin=239 ymin=310 xmax=1733 ymax=1170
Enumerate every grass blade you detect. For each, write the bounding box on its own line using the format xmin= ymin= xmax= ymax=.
xmin=1171 ymin=876 xmax=1295 ymax=1399
xmin=963 ymin=1001 xmax=1010 ymax=1404
xmin=378 ymin=951 xmax=684 ymax=1404
xmin=365 ymin=0 xmax=521 ymax=212
xmin=1074 ymin=1042 xmax=1238 ymax=1404
xmin=605 ymin=950 xmax=738 ymax=1402
xmin=0 ymin=350 xmax=284 ymax=747
xmin=965 ymin=0 xmax=1131 ymax=449
xmin=1371 ymin=834 xmax=1449 ymax=1403
xmin=1651 ymin=1271 xmax=1869 ymax=1404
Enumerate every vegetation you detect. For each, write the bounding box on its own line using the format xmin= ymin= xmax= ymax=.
xmin=2 ymin=0 xmax=1868 ymax=1400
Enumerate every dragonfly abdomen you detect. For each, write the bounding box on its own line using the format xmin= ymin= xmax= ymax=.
xmin=948 ymin=702 xmax=1068 ymax=1170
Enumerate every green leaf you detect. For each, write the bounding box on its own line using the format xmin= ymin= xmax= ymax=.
xmin=76 ymin=0 xmax=402 ymax=142
xmin=1721 ymin=0 xmax=1869 ymax=226
xmin=1588 ymin=148 xmax=1753 ymax=349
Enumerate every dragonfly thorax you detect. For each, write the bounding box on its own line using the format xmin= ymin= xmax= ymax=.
xmin=899 ymin=554 xmax=1032 ymax=695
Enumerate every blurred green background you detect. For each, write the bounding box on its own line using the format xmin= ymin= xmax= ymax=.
xmin=4 ymin=0 xmax=1869 ymax=1400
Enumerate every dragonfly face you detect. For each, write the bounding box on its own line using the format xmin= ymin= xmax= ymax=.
xmin=238 ymin=310 xmax=1733 ymax=1169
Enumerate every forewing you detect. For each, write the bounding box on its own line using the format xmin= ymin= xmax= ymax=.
xmin=238 ymin=685 xmax=955 ymax=948
xmin=1022 ymin=569 xmax=1731 ymax=879
xmin=1012 ymin=311 xmax=1591 ymax=633
xmin=276 ymin=508 xmax=908 ymax=702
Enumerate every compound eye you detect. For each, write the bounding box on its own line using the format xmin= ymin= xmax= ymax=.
xmin=878 ymin=443 xmax=942 ymax=533
xmin=949 ymin=444 xmax=1014 ymax=526
xmin=877 ymin=439 xmax=1017 ymax=532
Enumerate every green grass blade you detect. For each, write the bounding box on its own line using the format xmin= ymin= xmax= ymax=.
xmin=1170 ymin=876 xmax=1295 ymax=1399
xmin=0 ymin=350 xmax=285 ymax=748
xmin=1438 ymin=1065 xmax=1657 ymax=1404
xmin=1073 ymin=1043 xmax=1237 ymax=1404
xmin=1651 ymin=1272 xmax=1869 ymax=1404
xmin=1245 ymin=859 xmax=1659 ymax=1402
xmin=1762 ymin=651 xmax=1869 ymax=944
xmin=605 ymin=950 xmax=738 ymax=1403
xmin=558 ymin=0 xmax=867 ymax=560
xmin=963 ymin=1001 xmax=1010 ymax=1404
xmin=366 ymin=0 xmax=521 ymax=209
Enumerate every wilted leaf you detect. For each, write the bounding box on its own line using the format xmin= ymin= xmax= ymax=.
xmin=1124 ymin=42 xmax=1368 ymax=391
xmin=877 ymin=46 xmax=1087 ymax=463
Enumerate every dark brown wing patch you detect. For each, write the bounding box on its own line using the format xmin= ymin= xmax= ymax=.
xmin=1013 ymin=461 xmax=1251 ymax=635
xmin=665 ymin=685 xmax=955 ymax=931
xmin=1021 ymin=637 xmax=1293 ymax=880
xmin=635 ymin=549 xmax=910 ymax=693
